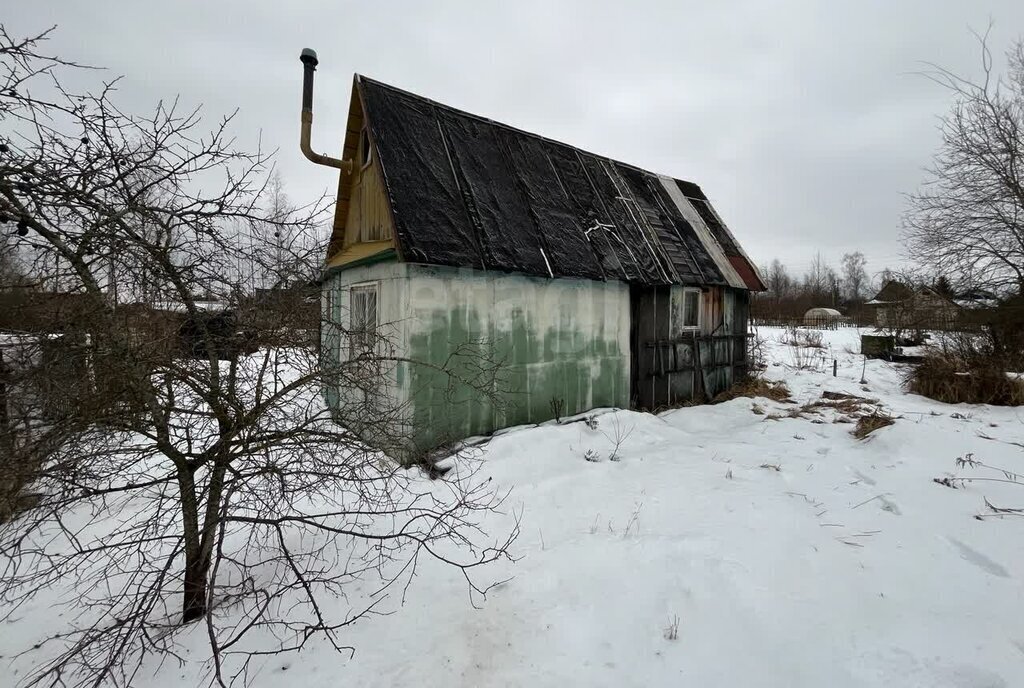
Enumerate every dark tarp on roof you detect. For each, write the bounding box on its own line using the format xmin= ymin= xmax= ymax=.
xmin=360 ymin=76 xmax=747 ymax=288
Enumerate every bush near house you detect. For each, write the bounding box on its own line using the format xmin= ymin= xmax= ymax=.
xmin=905 ymin=323 xmax=1024 ymax=403
xmin=907 ymin=352 xmax=1024 ymax=406
xmin=900 ymin=300 xmax=1024 ymax=406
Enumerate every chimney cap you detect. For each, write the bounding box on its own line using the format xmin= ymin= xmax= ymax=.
xmin=300 ymin=48 xmax=318 ymax=67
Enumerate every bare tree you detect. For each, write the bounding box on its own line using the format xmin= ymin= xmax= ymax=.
xmin=0 ymin=231 xmax=22 ymax=285
xmin=904 ymin=29 xmax=1024 ymax=295
xmin=802 ymin=252 xmax=833 ymax=304
xmin=874 ymin=266 xmax=896 ymax=293
xmin=841 ymin=251 xmax=868 ymax=302
xmin=753 ymin=258 xmax=797 ymax=321
xmin=824 ymin=265 xmax=841 ymax=307
xmin=764 ymin=258 xmax=792 ymax=297
xmin=753 ymin=256 xmax=842 ymax=319
xmin=0 ymin=25 xmax=515 ymax=688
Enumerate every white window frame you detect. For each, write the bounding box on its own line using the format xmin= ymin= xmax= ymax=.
xmin=679 ymin=286 xmax=704 ymax=329
xmin=674 ymin=287 xmax=702 ymax=333
xmin=348 ymin=282 xmax=379 ymax=357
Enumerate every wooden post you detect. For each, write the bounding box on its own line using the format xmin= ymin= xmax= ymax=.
xmin=833 ymin=359 xmax=837 ymax=377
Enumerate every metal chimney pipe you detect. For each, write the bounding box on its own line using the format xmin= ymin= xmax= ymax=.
xmin=300 ymin=48 xmax=318 ymax=113
xmin=299 ymin=48 xmax=351 ymax=173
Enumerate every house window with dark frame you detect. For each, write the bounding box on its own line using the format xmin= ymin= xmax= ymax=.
xmin=682 ymin=289 xmax=700 ymax=328
xmin=349 ymin=283 xmax=378 ymax=355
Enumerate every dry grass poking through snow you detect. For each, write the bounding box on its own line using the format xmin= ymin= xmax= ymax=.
xmin=804 ymin=391 xmax=878 ymax=415
xmin=712 ymin=376 xmax=792 ymax=403
xmin=851 ymin=412 xmax=896 ymax=440
xmin=907 ymin=353 xmax=1024 ymax=406
xmin=761 ymin=390 xmax=898 ymax=440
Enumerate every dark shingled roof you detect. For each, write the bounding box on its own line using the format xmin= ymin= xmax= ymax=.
xmin=358 ymin=76 xmax=762 ymax=289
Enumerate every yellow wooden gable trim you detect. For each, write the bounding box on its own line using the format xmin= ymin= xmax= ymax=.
xmin=326 ymin=240 xmax=395 ymax=269
xmin=325 ymin=76 xmax=399 ymax=268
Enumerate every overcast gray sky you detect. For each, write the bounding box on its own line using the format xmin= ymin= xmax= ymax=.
xmin=11 ymin=1 xmax=1024 ymax=280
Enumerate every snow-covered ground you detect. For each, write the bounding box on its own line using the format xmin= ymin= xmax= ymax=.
xmin=5 ymin=326 xmax=1024 ymax=687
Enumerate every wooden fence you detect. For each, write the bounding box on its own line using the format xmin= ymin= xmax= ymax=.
xmin=751 ymin=316 xmax=861 ymax=330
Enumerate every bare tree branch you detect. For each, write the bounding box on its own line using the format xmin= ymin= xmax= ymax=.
xmin=0 ymin=24 xmax=517 ymax=688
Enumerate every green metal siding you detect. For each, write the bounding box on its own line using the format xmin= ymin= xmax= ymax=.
xmin=322 ymin=263 xmax=630 ymax=457
xmin=401 ymin=266 xmax=629 ymax=453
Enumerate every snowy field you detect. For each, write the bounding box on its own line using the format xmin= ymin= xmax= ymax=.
xmin=5 ymin=326 xmax=1024 ymax=687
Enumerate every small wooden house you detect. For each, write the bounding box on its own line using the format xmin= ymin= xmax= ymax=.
xmin=320 ymin=76 xmax=765 ymax=455
xmin=866 ymin=281 xmax=960 ymax=331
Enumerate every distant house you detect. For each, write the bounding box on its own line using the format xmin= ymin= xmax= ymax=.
xmin=865 ymin=281 xmax=959 ymax=330
xmin=318 ymin=75 xmax=765 ymax=455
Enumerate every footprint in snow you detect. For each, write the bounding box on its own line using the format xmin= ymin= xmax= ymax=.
xmin=853 ymin=469 xmax=876 ymax=486
xmin=878 ymin=495 xmax=901 ymax=515
xmin=947 ymin=536 xmax=1010 ymax=578
xmin=939 ymin=663 xmax=1008 ymax=687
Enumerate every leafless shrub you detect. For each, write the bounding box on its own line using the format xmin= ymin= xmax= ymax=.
xmin=789 ymin=343 xmax=827 ymax=371
xmin=781 ymin=325 xmax=825 ymax=349
xmin=549 ymin=396 xmax=565 ymax=423
xmin=778 ymin=327 xmax=830 ymax=371
xmin=906 ymin=352 xmax=1024 ymax=405
xmin=598 ymin=414 xmax=635 ymax=461
xmin=748 ymin=330 xmax=767 ymax=371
